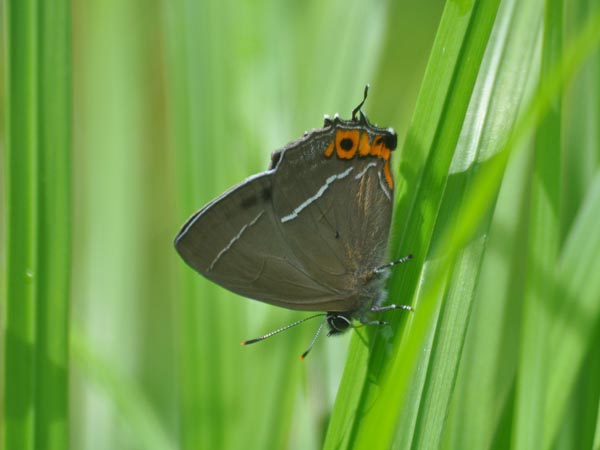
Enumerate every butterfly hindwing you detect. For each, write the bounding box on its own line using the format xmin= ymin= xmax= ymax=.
xmin=270 ymin=131 xmax=393 ymax=305
xmin=175 ymin=171 xmax=350 ymax=310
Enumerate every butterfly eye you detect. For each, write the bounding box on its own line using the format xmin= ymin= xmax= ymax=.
xmin=327 ymin=314 xmax=352 ymax=335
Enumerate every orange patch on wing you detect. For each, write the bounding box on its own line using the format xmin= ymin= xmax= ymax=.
xmin=380 ymin=146 xmax=393 ymax=188
xmin=324 ymin=141 xmax=335 ymax=157
xmin=358 ymin=132 xmax=371 ymax=156
xmin=370 ymin=136 xmax=384 ymax=157
xmin=381 ymin=147 xmax=391 ymax=161
xmin=384 ymin=160 xmax=394 ymax=189
xmin=327 ymin=130 xmax=395 ymax=188
xmin=335 ymin=129 xmax=359 ymax=159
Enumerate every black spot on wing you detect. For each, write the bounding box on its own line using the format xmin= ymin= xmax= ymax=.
xmin=262 ymin=186 xmax=272 ymax=202
xmin=240 ymin=195 xmax=258 ymax=209
xmin=340 ymin=138 xmax=354 ymax=150
xmin=240 ymin=186 xmax=272 ymax=209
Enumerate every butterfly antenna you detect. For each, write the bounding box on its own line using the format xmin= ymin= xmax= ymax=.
xmin=374 ymin=253 xmax=413 ymax=274
xmin=300 ymin=317 xmax=327 ymax=360
xmin=241 ymin=313 xmax=326 ymax=346
xmin=352 ymin=84 xmax=370 ymax=120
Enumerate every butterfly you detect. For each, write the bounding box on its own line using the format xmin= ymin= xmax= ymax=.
xmin=175 ymin=86 xmax=412 ymax=358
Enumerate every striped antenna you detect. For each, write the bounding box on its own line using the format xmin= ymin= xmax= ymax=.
xmin=241 ymin=313 xmax=326 ymax=346
xmin=300 ymin=318 xmax=327 ymax=360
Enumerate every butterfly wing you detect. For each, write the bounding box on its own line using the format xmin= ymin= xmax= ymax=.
xmin=270 ymin=131 xmax=393 ymax=311
xmin=175 ymin=171 xmax=353 ymax=311
xmin=175 ymin=123 xmax=394 ymax=312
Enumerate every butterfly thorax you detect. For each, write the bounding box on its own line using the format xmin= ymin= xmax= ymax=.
xmin=326 ymin=267 xmax=389 ymax=335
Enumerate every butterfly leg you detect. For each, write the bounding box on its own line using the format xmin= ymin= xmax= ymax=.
xmin=373 ymin=254 xmax=413 ymax=274
xmin=358 ymin=304 xmax=412 ymax=328
xmin=370 ymin=304 xmax=412 ymax=313
xmin=359 ymin=319 xmax=390 ymax=327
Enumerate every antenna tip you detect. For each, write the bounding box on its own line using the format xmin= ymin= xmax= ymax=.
xmin=300 ymin=347 xmax=313 ymax=360
xmin=241 ymin=341 xmax=247 ymax=346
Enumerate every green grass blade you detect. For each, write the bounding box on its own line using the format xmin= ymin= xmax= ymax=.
xmin=541 ymin=171 xmax=600 ymax=448
xmin=399 ymin=1 xmax=542 ymax=448
xmin=513 ymin=0 xmax=562 ymax=448
xmin=35 ymin=0 xmax=71 ymax=448
xmin=440 ymin=1 xmax=543 ymax=447
xmin=594 ymin=394 xmax=600 ymax=450
xmin=325 ymin=0 xmax=503 ymax=448
xmin=3 ymin=1 xmax=39 ymax=448
xmin=442 ymin=139 xmax=531 ymax=450
xmin=419 ymin=7 xmax=600 ymax=450
xmin=3 ymin=0 xmax=71 ymax=449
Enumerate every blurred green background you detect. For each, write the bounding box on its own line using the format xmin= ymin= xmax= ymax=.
xmin=3 ymin=0 xmax=600 ymax=449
